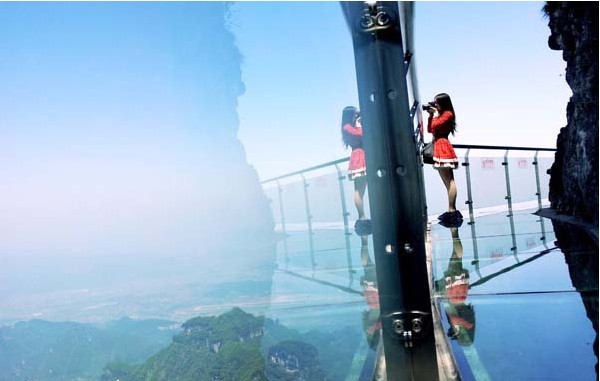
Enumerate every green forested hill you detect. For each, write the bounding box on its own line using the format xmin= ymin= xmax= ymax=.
xmin=1 ymin=309 xmax=362 ymax=381
xmin=100 ymin=308 xmax=359 ymax=381
xmin=0 ymin=317 xmax=177 ymax=381
xmin=101 ymin=308 xmax=301 ymax=381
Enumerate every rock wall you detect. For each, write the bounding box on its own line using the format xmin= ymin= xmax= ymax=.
xmin=550 ymin=218 xmax=599 ymax=377
xmin=544 ymin=2 xmax=598 ymax=225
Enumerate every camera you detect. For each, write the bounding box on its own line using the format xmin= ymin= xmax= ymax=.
xmin=422 ymin=101 xmax=436 ymax=111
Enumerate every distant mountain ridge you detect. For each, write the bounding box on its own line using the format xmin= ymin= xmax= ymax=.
xmin=0 ymin=317 xmax=178 ymax=381
xmin=1 ymin=308 xmax=361 ymax=381
xmin=101 ymin=307 xmax=327 ymax=381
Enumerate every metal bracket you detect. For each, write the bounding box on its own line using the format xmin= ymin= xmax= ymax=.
xmin=382 ymin=311 xmax=432 ymax=347
xmin=358 ymin=3 xmax=394 ymax=33
xmin=404 ymin=50 xmax=413 ymax=75
xmin=408 ymin=100 xmax=418 ymax=121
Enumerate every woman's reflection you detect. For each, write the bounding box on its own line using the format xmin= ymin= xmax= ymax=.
xmin=358 ymin=235 xmax=386 ymax=380
xmin=438 ymin=227 xmax=476 ymax=346
xmin=360 ymin=235 xmax=381 ymax=350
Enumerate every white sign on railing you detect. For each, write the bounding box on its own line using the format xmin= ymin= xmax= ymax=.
xmin=481 ymin=158 xmax=495 ymax=169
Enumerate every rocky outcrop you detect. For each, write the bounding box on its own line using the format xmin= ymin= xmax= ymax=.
xmin=544 ymin=2 xmax=598 ymax=225
xmin=267 ymin=340 xmax=326 ymax=381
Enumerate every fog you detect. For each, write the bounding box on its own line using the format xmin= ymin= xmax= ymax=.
xmin=0 ymin=3 xmax=274 ymax=321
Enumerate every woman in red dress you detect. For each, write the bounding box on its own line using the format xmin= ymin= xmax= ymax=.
xmin=341 ymin=106 xmax=369 ymax=231
xmin=426 ymin=93 xmax=463 ymax=224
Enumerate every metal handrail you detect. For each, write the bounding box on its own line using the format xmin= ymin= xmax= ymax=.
xmin=260 ymin=144 xmax=556 ymax=185
xmin=260 ymin=157 xmax=349 ymax=184
xmin=453 ymin=144 xmax=555 ymax=151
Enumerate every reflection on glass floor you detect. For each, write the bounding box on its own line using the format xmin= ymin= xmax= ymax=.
xmin=264 ymin=207 xmax=598 ymax=380
xmin=431 ymin=209 xmax=598 ymax=381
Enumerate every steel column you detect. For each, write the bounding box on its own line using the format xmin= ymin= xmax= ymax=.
xmin=342 ymin=2 xmax=438 ymax=380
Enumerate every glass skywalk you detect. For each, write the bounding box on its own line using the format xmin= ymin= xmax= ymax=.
xmin=261 ymin=147 xmax=597 ymax=380
xmin=262 ymin=197 xmax=597 ymax=380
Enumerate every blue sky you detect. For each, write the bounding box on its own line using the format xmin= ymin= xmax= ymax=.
xmin=0 ymin=2 xmax=569 ymax=262
xmin=233 ymin=1 xmax=570 ymax=179
xmin=0 ymin=3 xmax=253 ymax=262
xmin=0 ymin=1 xmax=573 ymax=323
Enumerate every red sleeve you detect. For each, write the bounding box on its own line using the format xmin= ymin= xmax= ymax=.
xmin=427 ymin=115 xmax=434 ymax=133
xmin=430 ymin=111 xmax=454 ymax=135
xmin=343 ymin=123 xmax=362 ymax=137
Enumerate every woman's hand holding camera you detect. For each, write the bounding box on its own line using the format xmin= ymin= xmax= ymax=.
xmin=423 ymin=101 xmax=437 ymax=116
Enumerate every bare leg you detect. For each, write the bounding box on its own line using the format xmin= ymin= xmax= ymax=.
xmin=360 ymin=235 xmax=370 ymax=266
xmin=354 ymin=176 xmax=368 ymax=219
xmin=438 ymin=168 xmax=457 ymax=212
xmin=450 ymin=227 xmax=463 ymax=259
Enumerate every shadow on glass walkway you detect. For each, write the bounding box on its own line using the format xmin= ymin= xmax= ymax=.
xmin=260 ymin=146 xmax=598 ymax=381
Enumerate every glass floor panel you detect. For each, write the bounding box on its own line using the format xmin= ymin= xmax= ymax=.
xmin=431 ymin=209 xmax=598 ymax=381
xmin=268 ymin=231 xmax=379 ymax=380
xmin=439 ymin=292 xmax=597 ymax=381
xmin=269 ymin=208 xmax=598 ymax=380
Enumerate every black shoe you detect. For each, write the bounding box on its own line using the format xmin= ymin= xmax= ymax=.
xmin=439 ymin=210 xmax=463 ymax=228
xmin=354 ymin=219 xmax=372 ymax=236
xmin=452 ymin=210 xmax=463 ymax=220
xmin=439 ymin=218 xmax=463 ymax=228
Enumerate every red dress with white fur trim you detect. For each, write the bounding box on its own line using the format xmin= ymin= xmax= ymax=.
xmin=427 ymin=111 xmax=458 ymax=169
xmin=343 ymin=123 xmax=367 ymax=180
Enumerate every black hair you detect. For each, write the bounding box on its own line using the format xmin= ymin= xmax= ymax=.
xmin=434 ymin=93 xmax=457 ymax=135
xmin=341 ymin=106 xmax=360 ymax=148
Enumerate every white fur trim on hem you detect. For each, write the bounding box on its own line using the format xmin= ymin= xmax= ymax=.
xmin=348 ymin=168 xmax=367 ymax=180
xmin=434 ymin=162 xmax=458 ymax=169
xmin=433 ymin=156 xmax=458 ymax=163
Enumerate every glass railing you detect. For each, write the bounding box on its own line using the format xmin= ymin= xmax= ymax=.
xmin=259 ymin=145 xmax=559 ymax=379
xmin=261 ymin=146 xmax=555 ymax=250
xmin=259 ymin=144 xmax=598 ymax=381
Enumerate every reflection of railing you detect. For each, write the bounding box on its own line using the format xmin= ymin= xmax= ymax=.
xmin=262 ymin=157 xmax=353 ymax=277
xmin=469 ymin=246 xmax=558 ymax=290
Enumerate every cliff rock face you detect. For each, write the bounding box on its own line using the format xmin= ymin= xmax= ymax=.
xmin=544 ymin=2 xmax=599 ymax=225
xmin=550 ymin=219 xmax=599 ymax=377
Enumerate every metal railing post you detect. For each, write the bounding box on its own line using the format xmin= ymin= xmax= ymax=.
xmin=471 ymin=223 xmax=482 ymax=279
xmin=533 ymin=150 xmax=544 ymax=211
xmin=463 ymin=148 xmax=476 ymax=225
xmin=276 ymin=181 xmax=289 ymax=264
xmin=502 ymin=150 xmax=518 ymax=254
xmin=533 ymin=150 xmax=547 ymax=244
xmin=301 ymin=174 xmax=316 ymax=271
xmin=335 ymin=164 xmax=355 ymax=284
xmin=463 ymin=149 xmax=481 ymax=275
